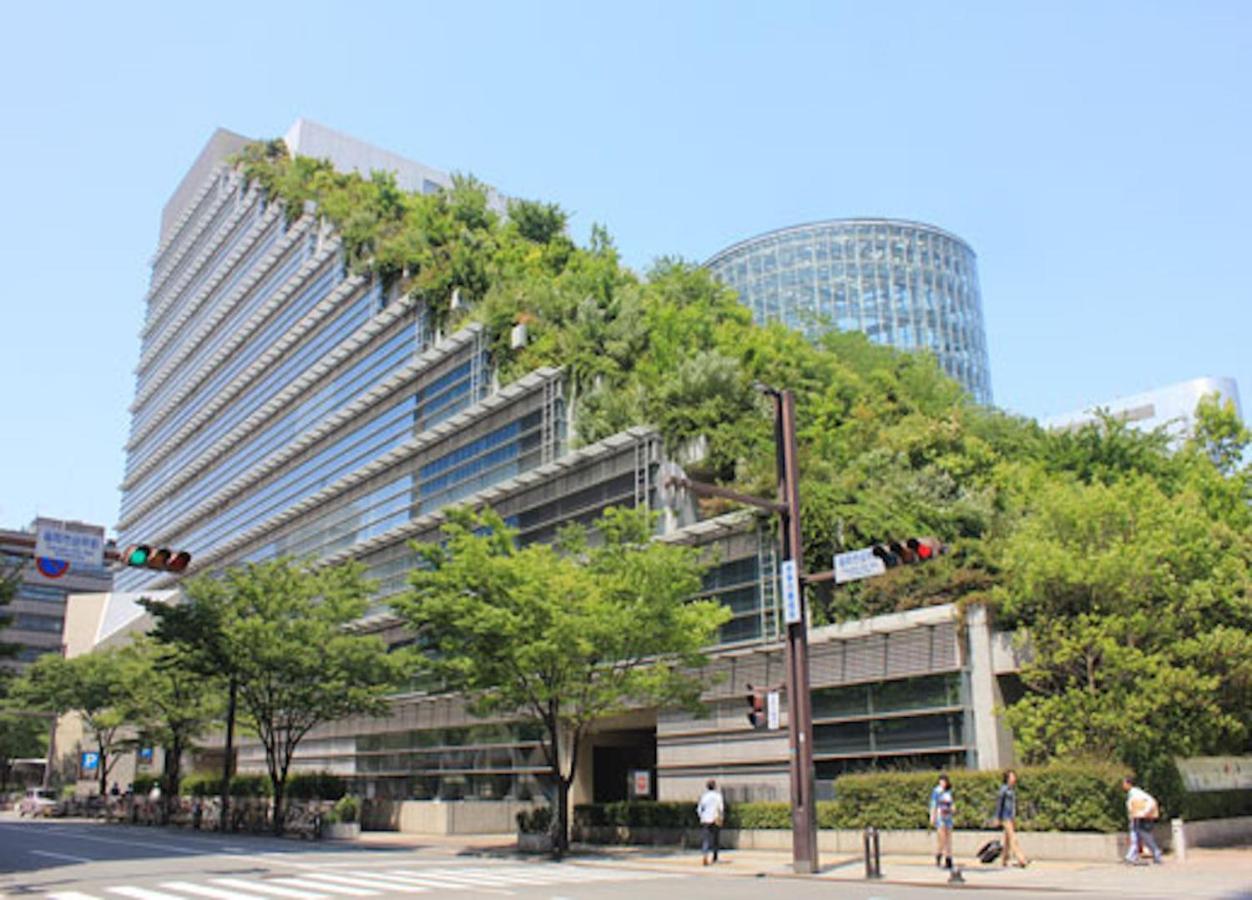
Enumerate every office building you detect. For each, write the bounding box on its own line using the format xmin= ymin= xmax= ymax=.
xmin=99 ymin=123 xmax=1017 ymax=819
xmin=1040 ymin=376 xmax=1242 ymax=439
xmin=0 ymin=518 xmax=114 ymax=670
xmin=706 ymin=219 xmax=992 ymax=404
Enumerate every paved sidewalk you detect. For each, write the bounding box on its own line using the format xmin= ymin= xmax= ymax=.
xmin=554 ymin=843 xmax=1252 ymax=897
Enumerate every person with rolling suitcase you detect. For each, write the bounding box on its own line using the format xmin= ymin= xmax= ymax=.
xmin=994 ymin=769 xmax=1030 ymax=867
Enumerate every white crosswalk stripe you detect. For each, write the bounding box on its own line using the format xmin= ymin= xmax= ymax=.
xmin=299 ymin=872 xmax=427 ymax=893
xmin=160 ymin=882 xmax=274 ymax=900
xmin=42 ymin=860 xmax=675 ymax=899
xmin=209 ymin=879 xmax=331 ymax=899
xmin=269 ymin=878 xmax=380 ymax=897
xmin=344 ymin=872 xmax=476 ymax=891
xmin=104 ymin=888 xmax=189 ymax=900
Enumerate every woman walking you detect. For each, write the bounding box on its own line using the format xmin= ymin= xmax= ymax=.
xmin=995 ymin=770 xmax=1030 ymax=867
xmin=930 ymin=774 xmax=956 ymax=871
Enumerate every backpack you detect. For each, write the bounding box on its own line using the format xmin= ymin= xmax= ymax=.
xmin=976 ymin=839 xmax=1003 ymax=864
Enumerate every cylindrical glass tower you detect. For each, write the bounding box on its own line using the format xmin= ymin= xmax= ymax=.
xmin=706 ymin=219 xmax=992 ymax=404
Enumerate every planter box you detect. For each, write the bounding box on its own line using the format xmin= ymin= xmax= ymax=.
xmin=323 ymin=822 xmax=360 ymax=840
xmin=518 ymin=831 xmax=554 ymax=853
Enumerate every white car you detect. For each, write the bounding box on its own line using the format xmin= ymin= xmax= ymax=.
xmin=18 ymin=787 xmax=56 ymax=817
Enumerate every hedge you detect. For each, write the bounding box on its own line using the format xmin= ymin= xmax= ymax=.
xmin=829 ymin=763 xmax=1126 ymax=833
xmin=286 ymin=772 xmax=347 ymax=801
xmin=132 ymin=775 xmax=159 ymax=795
xmin=1179 ymin=789 xmax=1252 ymax=821
xmin=575 ymin=761 xmax=1132 ymax=834
xmin=180 ymin=772 xmax=273 ymax=798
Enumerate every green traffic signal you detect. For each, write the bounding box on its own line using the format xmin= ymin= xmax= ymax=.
xmin=121 ymin=544 xmax=191 ymax=573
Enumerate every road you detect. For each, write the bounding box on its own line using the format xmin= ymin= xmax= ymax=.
xmin=0 ymin=817 xmax=1245 ymax=900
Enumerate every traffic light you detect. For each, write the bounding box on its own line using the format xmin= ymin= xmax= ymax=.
xmin=122 ymin=545 xmax=192 ymax=573
xmin=871 ymin=537 xmax=944 ymax=569
xmin=746 ymin=685 xmax=766 ymax=729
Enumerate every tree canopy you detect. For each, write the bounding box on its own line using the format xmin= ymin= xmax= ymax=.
xmin=394 ymin=506 xmax=729 ymax=852
xmin=171 ymin=558 xmax=407 ymax=833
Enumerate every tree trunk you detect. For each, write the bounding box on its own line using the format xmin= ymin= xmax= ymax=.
xmin=219 ymin=677 xmax=237 ymax=832
xmin=98 ymin=739 xmax=108 ymax=797
xmin=164 ymin=737 xmax=183 ymax=825
xmin=272 ymin=779 xmax=285 ymax=836
xmin=555 ymin=776 xmax=571 ymax=857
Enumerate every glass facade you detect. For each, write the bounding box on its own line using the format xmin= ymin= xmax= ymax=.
xmin=706 ymin=219 xmax=992 ymax=404
xmin=811 ymin=672 xmax=966 ymax=777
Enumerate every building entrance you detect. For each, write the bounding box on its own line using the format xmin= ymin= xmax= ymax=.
xmin=591 ymin=730 xmax=656 ymax=802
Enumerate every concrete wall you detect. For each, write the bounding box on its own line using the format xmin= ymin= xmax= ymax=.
xmin=1182 ymin=815 xmax=1252 ymax=848
xmin=575 ymin=826 xmax=1131 ymax=862
xmin=364 ymin=799 xmax=536 ymax=834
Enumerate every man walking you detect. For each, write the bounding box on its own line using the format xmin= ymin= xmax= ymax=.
xmin=1122 ymin=776 xmax=1163 ymax=865
xmin=697 ymin=779 xmax=725 ymax=866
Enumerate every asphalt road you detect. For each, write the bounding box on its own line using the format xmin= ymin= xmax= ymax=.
xmin=0 ymin=817 xmax=1217 ymax=900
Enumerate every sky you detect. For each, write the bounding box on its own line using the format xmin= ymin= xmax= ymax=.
xmin=0 ymin=1 xmax=1249 ymax=535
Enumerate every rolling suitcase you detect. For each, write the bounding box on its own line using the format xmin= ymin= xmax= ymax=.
xmin=976 ymin=838 xmax=1004 ymax=864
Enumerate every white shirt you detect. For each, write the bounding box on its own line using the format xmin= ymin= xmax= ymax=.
xmin=697 ymin=788 xmax=724 ymax=825
xmin=1126 ymin=786 xmax=1157 ymax=821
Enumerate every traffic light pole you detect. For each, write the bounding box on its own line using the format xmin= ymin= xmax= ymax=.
xmin=772 ymin=388 xmax=819 ymax=873
xmin=664 ymin=387 xmax=819 ymax=873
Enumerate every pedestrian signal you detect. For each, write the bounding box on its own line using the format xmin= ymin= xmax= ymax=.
xmin=746 ymin=686 xmax=766 ymax=729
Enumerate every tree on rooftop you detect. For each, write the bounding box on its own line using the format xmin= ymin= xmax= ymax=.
xmin=394 ymin=506 xmax=730 ymax=856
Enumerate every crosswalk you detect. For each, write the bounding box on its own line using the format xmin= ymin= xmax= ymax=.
xmin=43 ymin=862 xmax=673 ymax=899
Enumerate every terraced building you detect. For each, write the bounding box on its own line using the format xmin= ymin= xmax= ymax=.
xmin=104 ymin=121 xmax=1015 ymax=823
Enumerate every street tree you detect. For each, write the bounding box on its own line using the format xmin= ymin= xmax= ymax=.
xmin=995 ymin=413 xmax=1252 ymax=798
xmin=10 ymin=650 xmax=135 ymax=796
xmin=394 ymin=506 xmax=730 ymax=855
xmin=118 ymin=637 xmax=220 ymax=821
xmin=0 ymin=712 xmax=45 ymax=792
xmin=140 ymin=587 xmax=240 ymax=829
xmin=174 ymin=559 xmax=405 ymax=834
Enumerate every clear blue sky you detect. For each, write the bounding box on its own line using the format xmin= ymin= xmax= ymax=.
xmin=1 ymin=1 xmax=1249 ymax=535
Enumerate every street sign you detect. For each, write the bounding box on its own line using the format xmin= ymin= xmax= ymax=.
xmin=780 ymin=558 xmax=802 ymax=624
xmin=81 ymin=751 xmax=100 ymax=772
xmin=767 ymin=690 xmax=781 ymax=730
xmin=834 ymin=548 xmax=887 ymax=584
xmin=35 ymin=519 xmax=104 ymax=568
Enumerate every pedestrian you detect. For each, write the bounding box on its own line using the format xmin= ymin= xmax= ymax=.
xmin=110 ymin=782 xmax=120 ymax=797
xmin=696 ymin=778 xmax=725 ymax=866
xmin=1121 ymin=777 xmax=1162 ymax=865
xmin=994 ymin=770 xmax=1029 ymax=867
xmin=930 ymin=774 xmax=955 ymax=871
xmin=929 ymin=775 xmax=945 ymax=867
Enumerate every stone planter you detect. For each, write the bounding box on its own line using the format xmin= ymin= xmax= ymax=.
xmin=324 ymin=821 xmax=360 ymax=840
xmin=517 ymin=831 xmax=554 ymax=853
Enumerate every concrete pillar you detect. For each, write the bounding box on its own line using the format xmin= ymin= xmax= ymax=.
xmin=965 ymin=604 xmax=1008 ymax=771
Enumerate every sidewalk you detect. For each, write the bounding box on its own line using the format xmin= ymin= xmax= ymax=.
xmin=553 ymin=843 xmax=1252 ymax=897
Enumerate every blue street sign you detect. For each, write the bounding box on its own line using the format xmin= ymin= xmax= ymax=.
xmin=781 ymin=559 xmax=802 ymax=624
xmin=81 ymin=751 xmax=100 ymax=772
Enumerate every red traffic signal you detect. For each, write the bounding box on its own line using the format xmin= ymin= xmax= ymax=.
xmin=123 ymin=544 xmax=192 ymax=573
xmin=746 ymin=685 xmax=766 ymax=729
xmin=871 ymin=537 xmax=944 ymax=568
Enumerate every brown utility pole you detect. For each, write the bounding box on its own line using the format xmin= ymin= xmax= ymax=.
xmin=665 ymin=387 xmax=819 ymax=872
xmin=772 ymin=388 xmax=819 ymax=873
